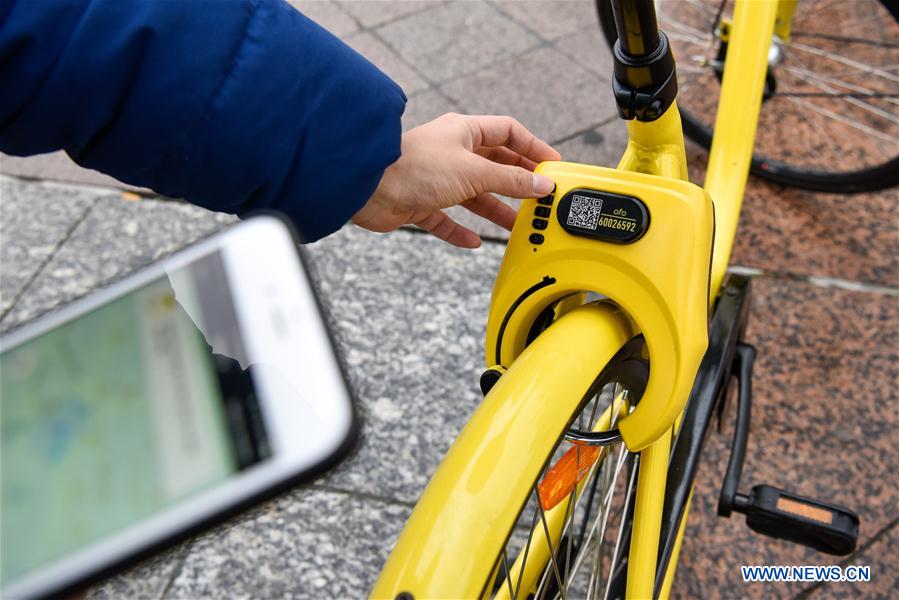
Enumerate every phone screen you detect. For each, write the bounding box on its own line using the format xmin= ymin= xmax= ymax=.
xmin=1 ymin=251 xmax=271 ymax=586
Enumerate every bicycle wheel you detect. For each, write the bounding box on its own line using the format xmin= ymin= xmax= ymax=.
xmin=373 ymin=303 xmax=658 ymax=599
xmin=486 ymin=335 xmax=649 ymax=600
xmin=596 ymin=0 xmax=899 ymax=193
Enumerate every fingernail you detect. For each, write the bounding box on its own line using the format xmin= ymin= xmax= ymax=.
xmin=532 ymin=174 xmax=554 ymax=196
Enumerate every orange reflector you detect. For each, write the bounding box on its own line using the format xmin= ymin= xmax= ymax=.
xmin=538 ymin=444 xmax=601 ymax=511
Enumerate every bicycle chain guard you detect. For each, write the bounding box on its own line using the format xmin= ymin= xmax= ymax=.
xmin=485 ymin=161 xmax=715 ymax=451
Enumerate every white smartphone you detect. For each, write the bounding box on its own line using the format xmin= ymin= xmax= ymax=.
xmin=0 ymin=214 xmax=357 ymax=599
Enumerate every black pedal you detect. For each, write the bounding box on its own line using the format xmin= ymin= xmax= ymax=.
xmin=732 ymin=485 xmax=859 ymax=556
xmin=716 ymin=344 xmax=860 ymax=556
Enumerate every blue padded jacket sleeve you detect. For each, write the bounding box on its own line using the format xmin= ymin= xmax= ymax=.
xmin=0 ymin=0 xmax=406 ymax=241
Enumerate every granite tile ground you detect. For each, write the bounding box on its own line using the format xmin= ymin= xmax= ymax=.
xmin=288 ymin=0 xmax=360 ymax=37
xmin=554 ymin=118 xmax=629 ymax=168
xmin=400 ymin=89 xmax=459 ymax=131
xmin=337 ymin=0 xmax=436 ymax=29
xmin=730 ymin=182 xmax=899 ymax=288
xmin=374 ymin=1 xmax=542 ymax=84
xmin=343 ymin=30 xmax=429 ymax=96
xmin=675 ymin=277 xmax=898 ymax=598
xmin=2 ymin=183 xmax=895 ymax=597
xmin=164 ymin=488 xmax=411 ymax=599
xmin=1 ymin=0 xmax=895 ymax=292
xmin=492 ymin=0 xmax=597 ymax=43
xmin=0 ymin=0 xmax=896 ymax=596
xmin=440 ymin=44 xmax=617 ymax=144
xmin=305 ymin=226 xmax=503 ymax=504
xmin=554 ymin=23 xmax=616 ymax=80
xmin=0 ymin=179 xmax=99 ymax=314
xmin=0 ymin=194 xmax=235 ymax=333
xmin=85 ymin=544 xmax=190 ymax=600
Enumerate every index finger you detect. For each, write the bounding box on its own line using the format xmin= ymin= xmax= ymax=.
xmin=465 ymin=115 xmax=561 ymax=164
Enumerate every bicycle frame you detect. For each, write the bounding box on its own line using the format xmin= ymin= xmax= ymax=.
xmin=706 ymin=0 xmax=779 ymax=298
xmin=373 ymin=1 xmax=781 ymax=598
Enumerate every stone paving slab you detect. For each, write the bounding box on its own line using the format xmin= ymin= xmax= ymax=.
xmin=441 ymin=44 xmax=617 ymax=144
xmin=400 ymin=88 xmax=459 ymax=130
xmin=337 ymin=0 xmax=436 ymax=29
xmin=0 ymin=179 xmax=99 ymax=314
xmin=2 ymin=181 xmax=897 ymax=597
xmin=306 ymin=226 xmax=503 ymax=503
xmin=554 ymin=23 xmax=616 ymax=80
xmin=86 ymin=487 xmax=411 ymax=600
xmin=0 ymin=0 xmax=896 ymax=594
xmin=344 ymin=31 xmax=429 ymax=97
xmin=0 ymin=194 xmax=235 ymax=333
xmin=493 ymin=0 xmax=597 ymax=43
xmin=676 ymin=276 xmax=898 ymax=599
xmin=730 ymin=182 xmax=899 ymax=289
xmin=809 ymin=525 xmax=898 ymax=599
xmin=86 ymin=544 xmax=190 ymax=600
xmin=164 ymin=488 xmax=411 ymax=599
xmin=289 ymin=0 xmax=360 ymax=37
xmin=375 ymin=1 xmax=542 ymax=84
xmin=554 ymin=118 xmax=628 ymax=168
xmin=680 ymin=142 xmax=899 ymax=290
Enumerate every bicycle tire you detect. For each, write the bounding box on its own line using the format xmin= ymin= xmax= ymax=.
xmin=595 ymin=0 xmax=899 ymax=194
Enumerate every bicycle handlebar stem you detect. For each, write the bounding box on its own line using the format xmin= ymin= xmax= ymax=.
xmin=609 ymin=0 xmax=678 ymax=122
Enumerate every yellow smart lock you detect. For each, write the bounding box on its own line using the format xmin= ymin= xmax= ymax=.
xmin=485 ymin=161 xmax=714 ymax=451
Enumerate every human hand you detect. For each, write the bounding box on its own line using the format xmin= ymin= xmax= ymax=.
xmin=351 ymin=113 xmax=561 ymax=248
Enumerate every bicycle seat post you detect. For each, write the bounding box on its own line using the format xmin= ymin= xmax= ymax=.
xmin=610 ymin=0 xmax=661 ymax=57
xmin=609 ymin=0 xmax=677 ymax=122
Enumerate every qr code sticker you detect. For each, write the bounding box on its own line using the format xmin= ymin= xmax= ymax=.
xmin=567 ymin=194 xmax=604 ymax=229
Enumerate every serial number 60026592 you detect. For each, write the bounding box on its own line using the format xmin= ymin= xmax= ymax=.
xmin=597 ymin=216 xmax=636 ymax=232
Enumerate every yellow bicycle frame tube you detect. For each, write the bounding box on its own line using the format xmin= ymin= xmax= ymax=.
xmin=706 ymin=0 xmax=779 ymax=297
xmin=371 ymin=303 xmax=635 ymax=598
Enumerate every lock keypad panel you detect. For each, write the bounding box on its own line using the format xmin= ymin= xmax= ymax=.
xmin=557 ymin=189 xmax=649 ymax=244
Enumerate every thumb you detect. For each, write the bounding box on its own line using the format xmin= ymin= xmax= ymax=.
xmin=472 ymin=157 xmax=555 ymax=199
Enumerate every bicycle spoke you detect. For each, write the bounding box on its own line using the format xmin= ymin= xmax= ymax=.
xmin=585 ymin=462 xmax=611 ymax=600
xmin=685 ymin=0 xmax=719 ymax=19
xmin=602 ymin=458 xmax=639 ymax=600
xmin=566 ymin=445 xmax=629 ymax=588
xmin=536 ymin=487 xmax=567 ymax=600
xmin=586 ymin=393 xmax=602 ymax=433
xmin=781 ymin=65 xmax=899 ymax=107
xmin=513 ymin=503 xmax=540 ymax=599
xmin=823 ymin=63 xmax=899 ymax=78
xmin=592 ymin=449 xmax=626 ymax=587
xmin=501 ymin=549 xmax=515 ymax=600
xmin=791 ymin=31 xmax=899 ymax=49
xmin=783 ymin=66 xmax=899 ymax=124
xmin=587 ymin=456 xmax=618 ymax=600
xmin=534 ymin=558 xmax=553 ymax=600
xmin=562 ymin=458 xmax=578 ymax=590
xmin=788 ymin=41 xmax=899 ymax=84
xmin=784 ymin=95 xmax=898 ymax=145
xmin=527 ymin=386 xmax=631 ymax=599
xmin=494 ymin=375 xmax=642 ymax=599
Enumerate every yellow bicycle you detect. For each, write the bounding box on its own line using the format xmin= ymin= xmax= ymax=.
xmin=372 ymin=0 xmax=886 ymax=597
